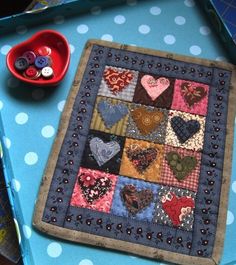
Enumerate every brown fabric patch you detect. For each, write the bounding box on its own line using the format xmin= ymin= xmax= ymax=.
xmin=133 ymin=72 xmax=175 ymax=109
xmin=131 ymin=106 xmax=164 ymax=135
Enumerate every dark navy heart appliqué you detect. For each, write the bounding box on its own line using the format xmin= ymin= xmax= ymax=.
xmin=171 ymin=116 xmax=200 ymax=143
xmin=97 ymin=100 xmax=129 ymax=129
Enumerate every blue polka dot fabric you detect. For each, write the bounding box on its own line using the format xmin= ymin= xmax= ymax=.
xmin=0 ymin=0 xmax=235 ymax=265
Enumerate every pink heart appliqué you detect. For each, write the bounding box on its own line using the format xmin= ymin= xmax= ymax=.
xmin=141 ymin=75 xmax=170 ymax=101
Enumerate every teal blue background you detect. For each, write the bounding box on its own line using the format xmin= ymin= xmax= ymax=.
xmin=0 ymin=0 xmax=235 ymax=265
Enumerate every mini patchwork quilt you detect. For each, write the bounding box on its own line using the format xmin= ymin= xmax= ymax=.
xmin=34 ymin=40 xmax=236 ymax=265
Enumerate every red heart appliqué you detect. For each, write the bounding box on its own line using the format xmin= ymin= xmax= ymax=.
xmin=161 ymin=192 xmax=195 ymax=227
xmin=103 ymin=68 xmax=134 ymax=94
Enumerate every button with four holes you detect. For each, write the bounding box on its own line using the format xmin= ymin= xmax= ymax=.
xmin=24 ymin=66 xmax=40 ymax=79
xmin=35 ymin=56 xmax=49 ymax=69
xmin=42 ymin=66 xmax=53 ymax=78
xmin=23 ymin=51 xmax=36 ymax=64
xmin=37 ymin=46 xmax=51 ymax=56
xmin=14 ymin=57 xmax=29 ymax=71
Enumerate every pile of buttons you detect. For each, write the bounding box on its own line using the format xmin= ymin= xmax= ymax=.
xmin=14 ymin=46 xmax=54 ymax=80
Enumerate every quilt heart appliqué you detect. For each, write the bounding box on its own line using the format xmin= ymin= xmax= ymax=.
xmin=131 ymin=107 xmax=164 ymax=135
xmin=141 ymin=75 xmax=170 ymax=101
xmin=97 ymin=100 xmax=129 ymax=129
xmin=78 ymin=173 xmax=112 ymax=203
xmin=166 ymin=152 xmax=197 ymax=181
xmin=126 ymin=145 xmax=157 ymax=173
xmin=90 ymin=137 xmax=120 ymax=166
xmin=171 ymin=116 xmax=200 ymax=143
xmin=161 ymin=191 xmax=195 ymax=227
xmin=121 ymin=184 xmax=154 ymax=215
xmin=104 ymin=68 xmax=133 ymax=94
xmin=181 ymin=82 xmax=207 ymax=107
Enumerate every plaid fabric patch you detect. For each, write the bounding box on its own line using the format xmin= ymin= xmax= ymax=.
xmin=160 ymin=145 xmax=201 ymax=192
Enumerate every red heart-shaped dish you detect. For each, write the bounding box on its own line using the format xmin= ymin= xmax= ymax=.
xmin=6 ymin=30 xmax=70 ymax=86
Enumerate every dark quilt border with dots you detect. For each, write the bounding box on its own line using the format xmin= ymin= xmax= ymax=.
xmin=42 ymin=45 xmax=231 ymax=258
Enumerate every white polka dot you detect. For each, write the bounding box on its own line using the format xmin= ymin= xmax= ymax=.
xmin=54 ymin=15 xmax=65 ymax=24
xmin=15 ymin=112 xmax=28 ymax=125
xmin=101 ymin=34 xmax=113 ymax=41
xmin=16 ymin=25 xmax=27 ymax=35
xmin=41 ymin=125 xmax=55 ymax=138
xmin=47 ymin=242 xmax=62 ymax=258
xmin=91 ymin=6 xmax=101 ymax=15
xmin=69 ymin=44 xmax=75 ymax=54
xmin=175 ymin=16 xmax=186 ymax=25
xmin=216 ymin=56 xmax=228 ymax=62
xmin=12 ymin=179 xmax=21 ymax=192
xmin=3 ymin=136 xmax=11 ymax=149
xmin=57 ymin=100 xmax=65 ymax=112
xmin=79 ymin=259 xmax=94 ymax=265
xmin=0 ymin=100 xmax=3 ymax=110
xmin=24 ymin=152 xmax=38 ymax=165
xmin=77 ymin=24 xmax=89 ymax=34
xmin=184 ymin=0 xmax=195 ymax=7
xmin=138 ymin=24 xmax=150 ymax=34
xmin=114 ymin=15 xmax=126 ymax=24
xmin=32 ymin=89 xmax=45 ymax=100
xmin=232 ymin=181 xmax=236 ymax=193
xmin=200 ymin=26 xmax=211 ymax=35
xmin=150 ymin=6 xmax=161 ymax=15
xmin=23 ymin=225 xmax=32 ymax=239
xmin=164 ymin=34 xmax=176 ymax=45
xmin=189 ymin=45 xmax=202 ymax=55
xmin=1 ymin=45 xmax=11 ymax=55
xmin=227 ymin=210 xmax=234 ymax=225
xmin=127 ymin=0 xmax=137 ymax=6
xmin=7 ymin=77 xmax=19 ymax=88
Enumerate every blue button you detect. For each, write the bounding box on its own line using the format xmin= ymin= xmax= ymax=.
xmin=34 ymin=56 xmax=49 ymax=69
xmin=14 ymin=57 xmax=29 ymax=71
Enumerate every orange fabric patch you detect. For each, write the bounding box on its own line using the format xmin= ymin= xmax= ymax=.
xmin=119 ymin=138 xmax=164 ymax=183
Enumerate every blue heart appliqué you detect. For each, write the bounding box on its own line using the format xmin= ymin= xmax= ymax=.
xmin=90 ymin=137 xmax=120 ymax=166
xmin=97 ymin=100 xmax=129 ymax=129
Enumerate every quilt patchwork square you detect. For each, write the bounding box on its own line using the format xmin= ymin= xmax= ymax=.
xmin=98 ymin=66 xmax=138 ymax=101
xmin=111 ymin=176 xmax=159 ymax=222
xmin=70 ymin=167 xmax=118 ymax=213
xmin=90 ymin=96 xmax=130 ymax=136
xmin=159 ymin=145 xmax=201 ymax=192
xmin=171 ymin=79 xmax=210 ymax=116
xmin=119 ymin=138 xmax=164 ymax=183
xmin=34 ymin=41 xmax=236 ymax=265
xmin=165 ymin=110 xmax=206 ymax=151
xmin=80 ymin=130 xmax=125 ymax=174
xmin=126 ymin=103 xmax=168 ymax=144
xmin=133 ymin=72 xmax=175 ymax=108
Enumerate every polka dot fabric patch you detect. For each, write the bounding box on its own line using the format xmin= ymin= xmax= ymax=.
xmin=34 ymin=41 xmax=236 ymax=265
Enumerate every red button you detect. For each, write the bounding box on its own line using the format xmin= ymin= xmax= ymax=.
xmin=37 ymin=46 xmax=51 ymax=56
xmin=25 ymin=66 xmax=38 ymax=78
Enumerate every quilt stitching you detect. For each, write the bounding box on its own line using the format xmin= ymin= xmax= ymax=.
xmin=41 ymin=45 xmax=232 ymax=260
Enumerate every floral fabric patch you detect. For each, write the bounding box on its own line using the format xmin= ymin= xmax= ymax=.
xmin=171 ymin=79 xmax=209 ymax=116
xmin=165 ymin=110 xmax=206 ymax=151
xmin=153 ymin=186 xmax=196 ymax=231
xmin=98 ymin=66 xmax=138 ymax=101
xmin=119 ymin=138 xmax=164 ymax=183
xmin=70 ymin=167 xmax=118 ymax=213
xmin=90 ymin=97 xmax=130 ymax=136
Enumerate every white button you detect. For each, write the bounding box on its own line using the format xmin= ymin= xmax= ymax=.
xmin=41 ymin=66 xmax=53 ymax=78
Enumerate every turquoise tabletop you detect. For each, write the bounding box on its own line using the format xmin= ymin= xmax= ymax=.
xmin=0 ymin=1 xmax=235 ymax=265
